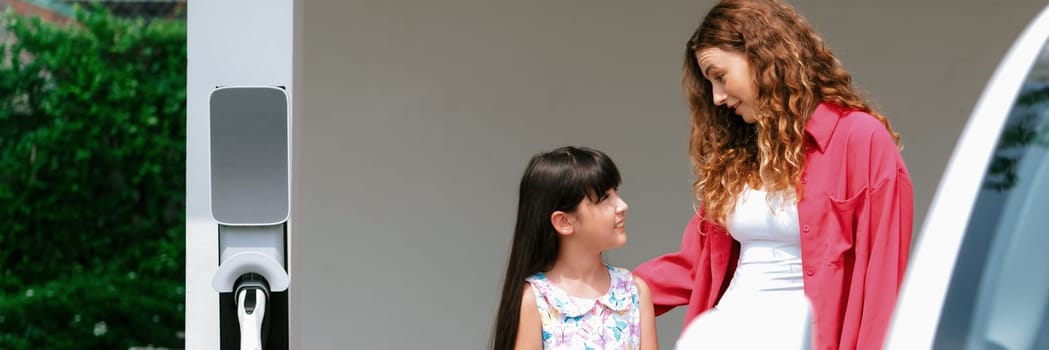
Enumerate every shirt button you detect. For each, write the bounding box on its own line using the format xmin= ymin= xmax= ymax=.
xmin=806 ymin=269 xmax=815 ymax=276
xmin=802 ymin=224 xmax=810 ymax=232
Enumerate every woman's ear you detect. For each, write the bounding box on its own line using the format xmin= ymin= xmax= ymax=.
xmin=550 ymin=211 xmax=576 ymax=236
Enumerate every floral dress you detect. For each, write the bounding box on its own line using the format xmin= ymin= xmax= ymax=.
xmin=525 ymin=265 xmax=641 ymax=349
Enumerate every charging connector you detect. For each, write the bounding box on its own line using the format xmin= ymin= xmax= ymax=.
xmin=234 ymin=273 xmax=270 ymax=350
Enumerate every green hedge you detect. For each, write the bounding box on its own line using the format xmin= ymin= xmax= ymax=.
xmin=0 ymin=5 xmax=185 ymax=349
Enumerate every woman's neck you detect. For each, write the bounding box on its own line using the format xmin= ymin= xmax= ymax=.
xmin=546 ymin=246 xmax=609 ymax=298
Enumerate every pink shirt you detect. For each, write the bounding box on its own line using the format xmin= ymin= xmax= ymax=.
xmin=634 ymin=102 xmax=914 ymax=350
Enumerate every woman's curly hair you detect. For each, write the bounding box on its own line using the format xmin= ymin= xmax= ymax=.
xmin=683 ymin=0 xmax=902 ymax=227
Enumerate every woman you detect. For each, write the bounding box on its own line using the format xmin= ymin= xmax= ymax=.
xmin=633 ymin=0 xmax=913 ymax=349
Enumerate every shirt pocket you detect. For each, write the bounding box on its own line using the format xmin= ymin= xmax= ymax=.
xmin=822 ymin=187 xmax=868 ymax=267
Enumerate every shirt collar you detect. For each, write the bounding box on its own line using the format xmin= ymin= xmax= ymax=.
xmin=526 ymin=265 xmax=633 ymax=317
xmin=805 ymin=102 xmax=844 ymax=153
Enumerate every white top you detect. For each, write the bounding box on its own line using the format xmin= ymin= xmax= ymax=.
xmin=721 ymin=187 xmax=803 ymax=298
xmin=675 ymin=187 xmax=811 ymax=349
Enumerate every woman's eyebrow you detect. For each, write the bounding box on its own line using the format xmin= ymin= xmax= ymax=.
xmin=701 ymin=62 xmax=718 ymax=79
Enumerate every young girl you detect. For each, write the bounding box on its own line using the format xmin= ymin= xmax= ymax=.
xmin=491 ymin=146 xmax=658 ymax=350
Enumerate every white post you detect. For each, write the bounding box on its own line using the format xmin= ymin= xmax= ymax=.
xmin=187 ymin=1 xmax=294 ymax=349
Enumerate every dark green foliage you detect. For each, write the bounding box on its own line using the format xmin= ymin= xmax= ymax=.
xmin=0 ymin=5 xmax=185 ymax=349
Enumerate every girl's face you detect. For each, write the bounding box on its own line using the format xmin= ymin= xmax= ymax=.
xmin=571 ymin=189 xmax=629 ymax=251
xmin=697 ymin=47 xmax=757 ymax=123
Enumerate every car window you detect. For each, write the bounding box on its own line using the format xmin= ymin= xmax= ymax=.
xmin=933 ymin=45 xmax=1049 ymax=350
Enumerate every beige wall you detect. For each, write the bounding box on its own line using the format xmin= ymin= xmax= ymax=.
xmin=292 ymin=1 xmax=1046 ymax=348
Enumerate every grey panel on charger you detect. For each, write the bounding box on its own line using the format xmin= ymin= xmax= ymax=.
xmin=210 ymin=87 xmax=290 ymax=225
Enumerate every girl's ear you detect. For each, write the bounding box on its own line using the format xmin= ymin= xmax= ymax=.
xmin=550 ymin=211 xmax=576 ymax=236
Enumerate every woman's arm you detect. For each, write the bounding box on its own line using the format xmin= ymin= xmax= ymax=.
xmin=841 ymin=118 xmax=915 ymax=349
xmin=854 ymin=167 xmax=913 ymax=348
xmin=632 ymin=213 xmax=705 ymax=315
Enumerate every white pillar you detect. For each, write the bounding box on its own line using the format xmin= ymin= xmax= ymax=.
xmin=186 ymin=1 xmax=295 ymax=348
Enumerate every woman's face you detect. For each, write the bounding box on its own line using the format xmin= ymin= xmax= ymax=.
xmin=696 ymin=47 xmax=757 ymax=123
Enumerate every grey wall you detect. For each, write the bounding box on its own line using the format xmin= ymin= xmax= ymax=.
xmin=291 ymin=1 xmax=1047 ymax=348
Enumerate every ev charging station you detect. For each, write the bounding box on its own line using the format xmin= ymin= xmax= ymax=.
xmin=186 ymin=1 xmax=297 ymax=349
xmin=209 ymin=86 xmax=291 ymax=349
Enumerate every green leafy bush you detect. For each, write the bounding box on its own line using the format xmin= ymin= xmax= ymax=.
xmin=0 ymin=5 xmax=185 ymax=349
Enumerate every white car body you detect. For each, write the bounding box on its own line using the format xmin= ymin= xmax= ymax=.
xmin=887 ymin=3 xmax=1049 ymax=349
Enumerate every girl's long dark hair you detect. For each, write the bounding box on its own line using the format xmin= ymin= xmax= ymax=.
xmin=490 ymin=146 xmax=622 ymax=349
